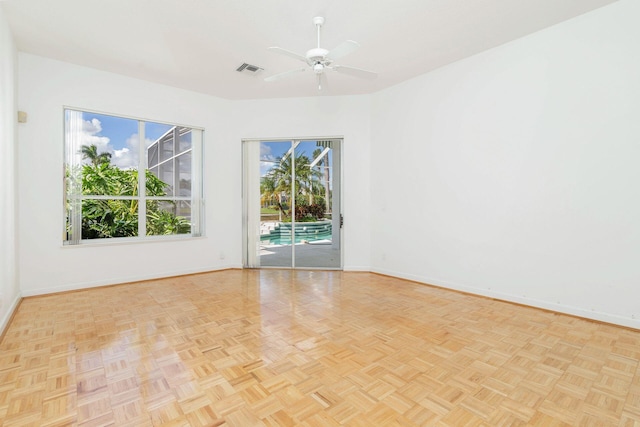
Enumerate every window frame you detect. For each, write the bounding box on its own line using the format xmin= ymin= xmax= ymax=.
xmin=63 ymin=107 xmax=205 ymax=245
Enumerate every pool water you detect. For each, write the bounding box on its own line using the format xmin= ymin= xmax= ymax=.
xmin=261 ymin=229 xmax=332 ymax=246
xmin=261 ymin=220 xmax=333 ymax=246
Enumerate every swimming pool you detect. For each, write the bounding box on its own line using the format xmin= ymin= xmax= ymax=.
xmin=260 ymin=221 xmax=332 ymax=246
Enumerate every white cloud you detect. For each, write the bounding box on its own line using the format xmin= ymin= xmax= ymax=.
xmin=83 ymin=118 xmax=102 ymax=134
xmin=260 ymin=143 xmax=273 ymax=159
xmin=68 ymin=116 xmax=155 ymax=169
xmin=78 ymin=119 xmax=111 ymax=154
xmin=112 ymin=147 xmax=131 ymax=167
xmin=260 ymin=143 xmax=278 ymax=176
xmin=111 ymin=133 xmax=156 ymax=169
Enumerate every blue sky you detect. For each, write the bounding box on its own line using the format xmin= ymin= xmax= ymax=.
xmin=68 ymin=110 xmax=173 ymax=169
xmin=69 ymin=110 xmax=333 ymax=176
xmin=260 ymin=140 xmax=334 ymax=178
xmin=86 ymin=112 xmax=172 ymax=149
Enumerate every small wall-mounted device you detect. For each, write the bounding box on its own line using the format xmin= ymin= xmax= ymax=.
xmin=17 ymin=111 xmax=27 ymax=123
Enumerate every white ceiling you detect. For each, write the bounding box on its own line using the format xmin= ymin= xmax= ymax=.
xmin=2 ymin=0 xmax=617 ymax=100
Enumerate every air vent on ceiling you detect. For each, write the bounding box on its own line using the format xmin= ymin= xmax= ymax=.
xmin=236 ymin=63 xmax=263 ymax=74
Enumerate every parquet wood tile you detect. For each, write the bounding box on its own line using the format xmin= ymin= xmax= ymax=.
xmin=2 ymin=270 xmax=640 ymax=426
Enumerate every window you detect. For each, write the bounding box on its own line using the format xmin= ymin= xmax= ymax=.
xmin=64 ymin=109 xmax=203 ymax=244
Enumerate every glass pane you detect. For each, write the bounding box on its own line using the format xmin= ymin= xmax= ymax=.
xmin=158 ymin=128 xmax=175 ymax=163
xmin=65 ymin=195 xmax=82 ymax=243
xmin=177 ymin=151 xmax=192 ymax=196
xmin=74 ymin=111 xmax=138 ymax=170
xmin=146 ymin=200 xmax=191 ymax=236
xmin=259 ymin=141 xmax=293 ymax=267
xmin=145 ymin=121 xmax=173 ymax=167
xmin=145 ymin=122 xmax=179 ymax=197
xmin=292 ymin=140 xmax=340 ymax=268
xmin=148 ymin=144 xmax=159 ymax=168
xmin=158 ymin=161 xmax=175 ymax=196
xmin=81 ymin=199 xmax=139 ymax=239
xmin=65 ymin=110 xmax=139 ymax=195
xmin=179 ymin=128 xmax=192 ymax=154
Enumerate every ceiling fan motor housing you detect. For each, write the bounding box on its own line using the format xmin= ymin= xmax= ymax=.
xmin=306 ymin=48 xmax=329 ymax=64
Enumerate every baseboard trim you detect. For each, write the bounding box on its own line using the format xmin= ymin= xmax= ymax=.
xmin=343 ymin=265 xmax=371 ymax=272
xmin=371 ymin=267 xmax=640 ymax=331
xmin=0 ymin=292 xmax=22 ymax=342
xmin=21 ymin=265 xmax=242 ymax=297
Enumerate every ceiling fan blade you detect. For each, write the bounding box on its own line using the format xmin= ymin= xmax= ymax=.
xmin=267 ymin=47 xmax=308 ymax=63
xmin=326 ymin=40 xmax=360 ymax=61
xmin=333 ymin=65 xmax=378 ymax=79
xmin=264 ymin=68 xmax=307 ymax=82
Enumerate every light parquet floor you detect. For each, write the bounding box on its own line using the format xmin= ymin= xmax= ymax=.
xmin=2 ymin=270 xmax=640 ymax=426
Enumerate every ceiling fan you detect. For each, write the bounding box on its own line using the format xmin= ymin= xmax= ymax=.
xmin=265 ymin=16 xmax=378 ymax=90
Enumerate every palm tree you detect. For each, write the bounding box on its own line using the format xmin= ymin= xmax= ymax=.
xmin=312 ymin=148 xmax=331 ymax=212
xmin=268 ymin=153 xmax=320 ymax=205
xmin=265 ymin=155 xmax=294 ymax=219
xmin=81 ymin=144 xmax=112 ymax=166
xmin=260 ymin=174 xmax=283 ymax=221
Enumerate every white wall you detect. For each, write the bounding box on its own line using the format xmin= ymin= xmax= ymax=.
xmin=370 ymin=0 xmax=640 ymax=328
xmin=229 ymin=96 xmax=372 ymax=271
xmin=17 ymin=54 xmax=240 ymax=296
xmin=17 ymin=54 xmax=372 ymax=296
xmin=0 ymin=8 xmax=20 ymax=332
xmin=14 ymin=0 xmax=639 ymax=329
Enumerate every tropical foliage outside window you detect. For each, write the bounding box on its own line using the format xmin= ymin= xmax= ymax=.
xmin=260 ymin=146 xmax=331 ymax=222
xmin=64 ymin=109 xmax=203 ymax=244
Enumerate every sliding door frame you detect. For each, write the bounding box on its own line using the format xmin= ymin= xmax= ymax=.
xmin=242 ymin=136 xmax=343 ymax=270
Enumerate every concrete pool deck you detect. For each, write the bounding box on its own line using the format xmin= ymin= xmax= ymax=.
xmin=259 ymin=241 xmax=340 ymax=268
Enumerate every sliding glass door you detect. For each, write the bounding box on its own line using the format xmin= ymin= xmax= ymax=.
xmin=243 ymin=138 xmax=341 ymax=269
xmin=257 ymin=140 xmax=294 ymax=268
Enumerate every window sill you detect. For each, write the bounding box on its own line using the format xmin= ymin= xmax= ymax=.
xmin=62 ymin=234 xmax=206 ymax=248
